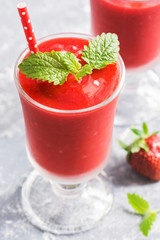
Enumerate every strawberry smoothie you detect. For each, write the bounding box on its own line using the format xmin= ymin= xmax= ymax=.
xmin=90 ymin=0 xmax=160 ymax=69
xmin=15 ymin=33 xmax=125 ymax=184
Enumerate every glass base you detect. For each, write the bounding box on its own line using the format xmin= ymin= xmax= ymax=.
xmin=115 ymin=70 xmax=160 ymax=126
xmin=21 ymin=170 xmax=113 ymax=235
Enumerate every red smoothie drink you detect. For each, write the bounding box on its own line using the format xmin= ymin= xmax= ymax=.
xmin=15 ymin=33 xmax=124 ymax=184
xmin=90 ymin=0 xmax=160 ymax=69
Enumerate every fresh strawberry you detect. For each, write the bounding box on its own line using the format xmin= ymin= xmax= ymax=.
xmin=119 ymin=122 xmax=160 ymax=181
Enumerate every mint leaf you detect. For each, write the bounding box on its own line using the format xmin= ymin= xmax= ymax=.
xmin=140 ymin=211 xmax=157 ymax=237
xmin=81 ymin=32 xmax=119 ymax=70
xmin=18 ymin=51 xmax=81 ymax=85
xmin=127 ymin=193 xmax=149 ymax=215
xmin=76 ymin=64 xmax=92 ymax=79
xmin=57 ymin=51 xmax=81 ymax=73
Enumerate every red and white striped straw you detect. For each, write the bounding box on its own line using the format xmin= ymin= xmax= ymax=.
xmin=17 ymin=2 xmax=39 ymax=53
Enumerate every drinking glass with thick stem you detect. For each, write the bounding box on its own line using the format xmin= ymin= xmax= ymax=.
xmin=90 ymin=0 xmax=160 ymax=125
xmin=15 ymin=33 xmax=125 ymax=235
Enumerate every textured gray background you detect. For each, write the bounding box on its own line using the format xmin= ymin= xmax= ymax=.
xmin=0 ymin=0 xmax=160 ymax=239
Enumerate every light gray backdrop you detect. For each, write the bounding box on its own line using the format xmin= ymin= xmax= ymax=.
xmin=0 ymin=0 xmax=160 ymax=239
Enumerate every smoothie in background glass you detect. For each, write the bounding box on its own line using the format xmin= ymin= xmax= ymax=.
xmin=90 ymin=0 xmax=160 ymax=69
xmin=15 ymin=33 xmax=125 ymax=234
xmin=90 ymin=0 xmax=160 ymax=125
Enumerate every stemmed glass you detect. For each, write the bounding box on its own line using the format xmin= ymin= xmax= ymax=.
xmin=14 ymin=33 xmax=125 ymax=235
xmin=90 ymin=0 xmax=160 ymax=125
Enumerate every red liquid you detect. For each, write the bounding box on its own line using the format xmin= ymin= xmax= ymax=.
xmin=90 ymin=0 xmax=160 ymax=69
xmin=18 ymin=36 xmax=121 ymax=182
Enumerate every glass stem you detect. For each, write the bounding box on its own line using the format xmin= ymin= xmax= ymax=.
xmin=52 ymin=182 xmax=85 ymax=197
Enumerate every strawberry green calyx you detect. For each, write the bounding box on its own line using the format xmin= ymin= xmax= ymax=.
xmin=118 ymin=122 xmax=159 ymax=160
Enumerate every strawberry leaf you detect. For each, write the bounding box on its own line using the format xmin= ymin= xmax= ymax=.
xmin=131 ymin=131 xmax=139 ymax=141
xmin=131 ymin=128 xmax=144 ymax=138
xmin=140 ymin=211 xmax=157 ymax=237
xmin=149 ymin=131 xmax=159 ymax=137
xmin=130 ymin=141 xmax=140 ymax=153
xmin=138 ymin=140 xmax=149 ymax=152
xmin=143 ymin=122 xmax=148 ymax=135
xmin=118 ymin=140 xmax=129 ymax=151
xmin=127 ymin=152 xmax=131 ymax=161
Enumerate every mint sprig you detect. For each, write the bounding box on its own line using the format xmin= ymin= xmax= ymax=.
xmin=127 ymin=193 xmax=160 ymax=237
xmin=18 ymin=33 xmax=120 ymax=85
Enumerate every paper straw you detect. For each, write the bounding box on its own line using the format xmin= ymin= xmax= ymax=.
xmin=17 ymin=2 xmax=39 ymax=53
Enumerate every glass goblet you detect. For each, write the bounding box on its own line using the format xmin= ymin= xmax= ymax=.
xmin=90 ymin=0 xmax=160 ymax=125
xmin=15 ymin=33 xmax=125 ymax=235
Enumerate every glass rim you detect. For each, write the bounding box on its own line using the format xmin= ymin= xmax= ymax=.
xmin=100 ymin=0 xmax=160 ymax=7
xmin=105 ymin=0 xmax=160 ymax=2
xmin=14 ymin=32 xmax=125 ymax=114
